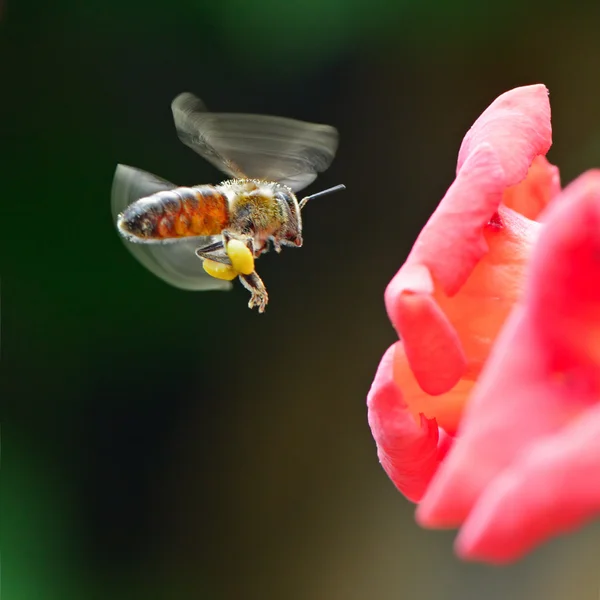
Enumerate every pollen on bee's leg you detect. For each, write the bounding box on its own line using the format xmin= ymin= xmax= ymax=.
xmin=202 ymin=259 xmax=238 ymax=281
xmin=226 ymin=239 xmax=255 ymax=275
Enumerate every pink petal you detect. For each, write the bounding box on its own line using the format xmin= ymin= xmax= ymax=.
xmin=394 ymin=85 xmax=552 ymax=300
xmin=457 ymin=84 xmax=552 ymax=184
xmin=415 ymin=308 xmax=591 ymax=527
xmin=502 ymin=155 xmax=561 ymax=221
xmin=387 ymin=285 xmax=467 ymax=396
xmin=416 ymin=168 xmax=600 ymax=534
xmin=394 ymin=143 xmax=506 ymax=299
xmin=527 ymin=169 xmax=600 ymax=371
xmin=392 ymin=341 xmax=473 ymax=436
xmin=384 ymin=86 xmax=553 ymax=401
xmin=456 ymin=402 xmax=600 ymax=563
xmin=367 ymin=344 xmax=445 ymax=502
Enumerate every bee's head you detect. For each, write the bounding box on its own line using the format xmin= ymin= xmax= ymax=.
xmin=273 ymin=186 xmax=303 ymax=247
xmin=271 ymin=183 xmax=346 ymax=248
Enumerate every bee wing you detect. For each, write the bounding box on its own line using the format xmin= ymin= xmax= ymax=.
xmin=171 ymin=93 xmax=339 ymax=193
xmin=111 ymin=164 xmax=232 ymax=291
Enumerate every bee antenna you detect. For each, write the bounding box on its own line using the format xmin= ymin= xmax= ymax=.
xmin=299 ymin=184 xmax=346 ymax=210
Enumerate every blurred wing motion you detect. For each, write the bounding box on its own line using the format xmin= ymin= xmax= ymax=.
xmin=111 ymin=164 xmax=232 ymax=291
xmin=171 ymin=93 xmax=339 ymax=192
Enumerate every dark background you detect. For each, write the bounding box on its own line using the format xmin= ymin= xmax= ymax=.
xmin=4 ymin=1 xmax=600 ymax=598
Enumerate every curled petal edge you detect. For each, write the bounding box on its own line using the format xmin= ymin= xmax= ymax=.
xmin=386 ymin=285 xmax=466 ymax=395
xmin=398 ymin=143 xmax=506 ymax=298
xmin=457 ymin=84 xmax=552 ymax=185
xmin=367 ymin=343 xmax=446 ymax=502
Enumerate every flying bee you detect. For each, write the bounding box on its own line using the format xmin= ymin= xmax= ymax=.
xmin=112 ymin=92 xmax=345 ymax=313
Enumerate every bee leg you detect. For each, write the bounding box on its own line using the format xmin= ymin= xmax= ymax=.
xmin=196 ymin=234 xmax=254 ymax=265
xmin=239 ymin=271 xmax=269 ymax=314
xmin=195 ymin=239 xmax=224 ymax=254
xmin=195 ymin=243 xmax=231 ymax=265
xmin=222 ymin=230 xmax=256 ymax=256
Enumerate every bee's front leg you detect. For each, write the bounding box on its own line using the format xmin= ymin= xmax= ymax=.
xmin=239 ymin=271 xmax=269 ymax=314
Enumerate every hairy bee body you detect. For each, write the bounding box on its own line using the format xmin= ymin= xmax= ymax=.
xmin=118 ymin=178 xmax=303 ymax=254
xmin=112 ymin=91 xmax=343 ymax=312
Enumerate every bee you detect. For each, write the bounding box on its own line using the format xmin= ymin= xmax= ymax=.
xmin=112 ymin=92 xmax=345 ymax=313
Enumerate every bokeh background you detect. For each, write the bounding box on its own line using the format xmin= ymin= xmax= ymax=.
xmin=5 ymin=1 xmax=600 ymax=598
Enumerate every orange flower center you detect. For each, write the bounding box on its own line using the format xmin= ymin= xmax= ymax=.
xmin=393 ymin=192 xmax=542 ymax=435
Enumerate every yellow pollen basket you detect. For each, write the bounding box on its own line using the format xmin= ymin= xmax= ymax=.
xmin=202 ymin=239 xmax=255 ymax=281
xmin=226 ymin=239 xmax=255 ymax=275
xmin=202 ymin=259 xmax=238 ymax=281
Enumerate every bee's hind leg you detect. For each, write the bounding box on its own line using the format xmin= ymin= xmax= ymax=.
xmin=197 ymin=233 xmax=268 ymax=313
xmin=195 ymin=240 xmax=229 ymax=264
xmin=222 ymin=230 xmax=256 ymax=256
xmin=225 ymin=232 xmax=268 ymax=312
xmin=196 ymin=232 xmax=256 ymax=265
xmin=239 ymin=271 xmax=269 ymax=314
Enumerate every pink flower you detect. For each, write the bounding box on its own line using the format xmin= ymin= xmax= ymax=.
xmin=367 ymin=83 xmax=600 ymax=562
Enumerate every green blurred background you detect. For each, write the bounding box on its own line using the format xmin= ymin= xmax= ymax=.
xmin=4 ymin=0 xmax=600 ymax=598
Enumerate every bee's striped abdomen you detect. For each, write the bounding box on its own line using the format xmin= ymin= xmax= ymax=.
xmin=118 ymin=185 xmax=229 ymax=242
xmin=178 ymin=186 xmax=230 ymax=236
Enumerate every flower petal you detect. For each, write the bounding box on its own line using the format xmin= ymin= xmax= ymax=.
xmin=392 ymin=85 xmax=551 ymax=301
xmin=456 ymin=402 xmax=600 ymax=563
xmin=502 ymin=155 xmax=561 ymax=221
xmin=431 ymin=204 xmax=540 ymax=379
xmin=374 ymin=84 xmax=559 ymax=524
xmin=528 ymin=169 xmax=600 ymax=371
xmin=457 ymin=84 xmax=552 ymax=184
xmin=416 ymin=169 xmax=600 ymax=534
xmin=392 ymin=342 xmax=472 ymax=435
xmin=390 ymin=143 xmax=506 ymax=299
xmin=388 ymin=284 xmax=466 ymax=396
xmin=415 ymin=309 xmax=589 ymax=528
xmin=367 ymin=344 xmax=445 ymax=502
